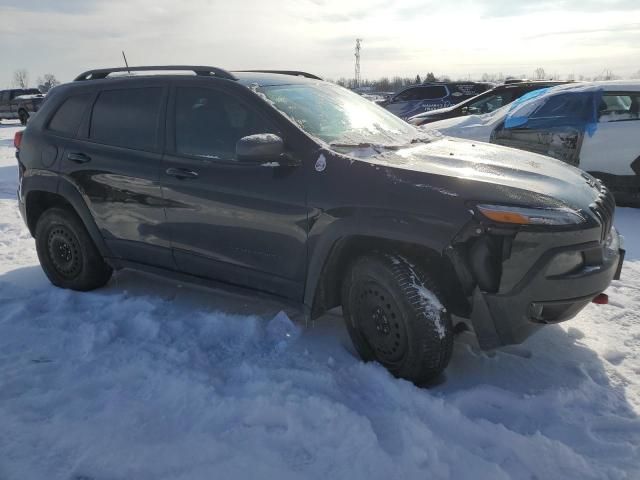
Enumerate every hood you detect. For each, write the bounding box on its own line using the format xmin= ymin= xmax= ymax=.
xmin=344 ymin=136 xmax=601 ymax=210
xmin=419 ymin=106 xmax=508 ymax=142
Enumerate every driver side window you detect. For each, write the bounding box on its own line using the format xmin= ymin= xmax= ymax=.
xmin=175 ymin=87 xmax=274 ymax=160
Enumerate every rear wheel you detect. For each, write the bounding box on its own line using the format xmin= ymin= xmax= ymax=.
xmin=18 ymin=109 xmax=29 ymax=125
xmin=35 ymin=207 xmax=112 ymax=291
xmin=342 ymin=253 xmax=453 ymax=384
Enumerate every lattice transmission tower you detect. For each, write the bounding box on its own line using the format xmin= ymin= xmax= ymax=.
xmin=354 ymin=38 xmax=363 ymax=88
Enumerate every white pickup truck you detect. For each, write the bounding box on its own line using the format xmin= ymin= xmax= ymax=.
xmin=0 ymin=88 xmax=45 ymax=125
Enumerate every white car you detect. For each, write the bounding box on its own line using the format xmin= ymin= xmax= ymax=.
xmin=422 ymin=81 xmax=640 ymax=205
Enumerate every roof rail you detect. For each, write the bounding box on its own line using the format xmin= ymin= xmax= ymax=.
xmin=74 ymin=65 xmax=237 ymax=82
xmin=233 ymin=70 xmax=323 ymax=81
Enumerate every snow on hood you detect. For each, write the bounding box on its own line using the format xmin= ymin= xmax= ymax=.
xmin=418 ymin=105 xmax=509 ymax=142
xmin=342 ymin=136 xmax=601 ymax=208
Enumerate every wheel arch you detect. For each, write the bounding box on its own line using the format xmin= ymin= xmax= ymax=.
xmin=23 ymin=176 xmax=112 ymax=258
xmin=305 ymin=233 xmax=464 ymax=320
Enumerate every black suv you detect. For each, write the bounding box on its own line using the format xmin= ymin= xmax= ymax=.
xmin=15 ymin=66 xmax=624 ymax=384
xmin=407 ymin=80 xmax=569 ymax=126
xmin=0 ymin=88 xmax=45 ymax=125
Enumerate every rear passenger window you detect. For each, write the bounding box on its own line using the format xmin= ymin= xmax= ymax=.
xmin=48 ymin=94 xmax=92 ymax=136
xmin=90 ymin=88 xmax=163 ymax=151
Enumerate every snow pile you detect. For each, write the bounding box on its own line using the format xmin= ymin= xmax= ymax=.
xmin=0 ymin=122 xmax=639 ymax=479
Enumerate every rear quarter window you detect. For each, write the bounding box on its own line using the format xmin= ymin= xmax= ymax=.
xmin=48 ymin=93 xmax=93 ymax=136
xmin=89 ymin=87 xmax=163 ymax=151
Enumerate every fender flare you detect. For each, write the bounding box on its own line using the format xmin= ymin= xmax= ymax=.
xmin=22 ymin=173 xmax=112 ymax=258
xmin=303 ymin=213 xmax=456 ymax=312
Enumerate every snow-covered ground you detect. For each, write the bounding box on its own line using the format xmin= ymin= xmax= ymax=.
xmin=1 ymin=120 xmax=639 ymax=479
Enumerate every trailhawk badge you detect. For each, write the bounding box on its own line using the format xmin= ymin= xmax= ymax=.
xmin=315 ymin=154 xmax=327 ymax=172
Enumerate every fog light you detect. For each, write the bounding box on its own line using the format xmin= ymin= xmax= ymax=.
xmin=546 ymin=251 xmax=584 ymax=276
xmin=605 ymin=227 xmax=620 ymax=251
xmin=528 ymin=303 xmax=544 ymax=321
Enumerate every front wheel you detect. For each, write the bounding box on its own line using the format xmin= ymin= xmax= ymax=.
xmin=342 ymin=253 xmax=453 ymax=384
xmin=35 ymin=207 xmax=112 ymax=291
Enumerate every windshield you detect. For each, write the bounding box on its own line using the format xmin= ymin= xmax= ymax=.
xmin=259 ymin=83 xmax=423 ymax=146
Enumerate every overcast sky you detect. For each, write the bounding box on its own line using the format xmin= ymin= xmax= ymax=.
xmin=1 ymin=0 xmax=639 ymax=88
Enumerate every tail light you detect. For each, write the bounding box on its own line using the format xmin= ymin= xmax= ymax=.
xmin=14 ymin=130 xmax=24 ymax=149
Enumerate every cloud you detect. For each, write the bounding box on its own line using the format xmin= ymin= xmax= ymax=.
xmin=0 ymin=0 xmax=639 ymax=87
xmin=0 ymin=0 xmax=96 ymax=13
xmin=475 ymin=0 xmax=639 ymax=17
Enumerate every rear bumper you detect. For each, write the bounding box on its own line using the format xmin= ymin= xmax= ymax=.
xmin=470 ymin=233 xmax=624 ymax=349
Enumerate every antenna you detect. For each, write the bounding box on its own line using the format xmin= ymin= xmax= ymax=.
xmin=354 ymin=38 xmax=362 ymax=88
xmin=122 ymin=51 xmax=131 ymax=75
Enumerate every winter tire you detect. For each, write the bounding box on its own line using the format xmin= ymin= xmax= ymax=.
xmin=342 ymin=253 xmax=453 ymax=384
xmin=35 ymin=207 xmax=112 ymax=291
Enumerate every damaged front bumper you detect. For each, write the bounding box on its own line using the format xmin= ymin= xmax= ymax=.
xmin=468 ymin=227 xmax=624 ymax=350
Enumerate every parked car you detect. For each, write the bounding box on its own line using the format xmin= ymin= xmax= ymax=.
xmin=421 ymin=81 xmax=640 ymax=205
xmin=378 ymin=82 xmax=492 ymax=119
xmin=14 ymin=66 xmax=623 ymax=384
xmin=0 ymin=88 xmax=45 ymax=125
xmin=407 ymin=80 xmax=569 ymax=126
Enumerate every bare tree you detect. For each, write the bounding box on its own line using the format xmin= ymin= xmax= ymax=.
xmin=533 ymin=67 xmax=546 ymax=80
xmin=594 ymin=69 xmax=620 ymax=81
xmin=37 ymin=73 xmax=59 ymax=93
xmin=13 ymin=69 xmax=29 ymax=88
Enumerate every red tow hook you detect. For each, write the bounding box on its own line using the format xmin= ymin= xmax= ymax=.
xmin=592 ymin=293 xmax=609 ymax=305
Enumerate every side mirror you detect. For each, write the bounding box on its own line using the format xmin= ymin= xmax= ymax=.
xmin=236 ymin=134 xmax=284 ymax=162
xmin=236 ymin=134 xmax=300 ymax=167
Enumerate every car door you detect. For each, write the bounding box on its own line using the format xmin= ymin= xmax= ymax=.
xmin=58 ymin=81 xmax=174 ymax=268
xmin=161 ymin=80 xmax=309 ymax=300
xmin=580 ymin=91 xmax=640 ymax=177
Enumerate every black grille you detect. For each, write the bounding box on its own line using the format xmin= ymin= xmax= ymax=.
xmin=590 ymin=184 xmax=615 ymax=242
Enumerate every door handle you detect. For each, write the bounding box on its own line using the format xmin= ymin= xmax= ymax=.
xmin=165 ymin=167 xmax=199 ymax=179
xmin=67 ymin=152 xmax=91 ymax=163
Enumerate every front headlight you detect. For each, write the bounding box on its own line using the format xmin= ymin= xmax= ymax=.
xmin=477 ymin=204 xmax=586 ymax=225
